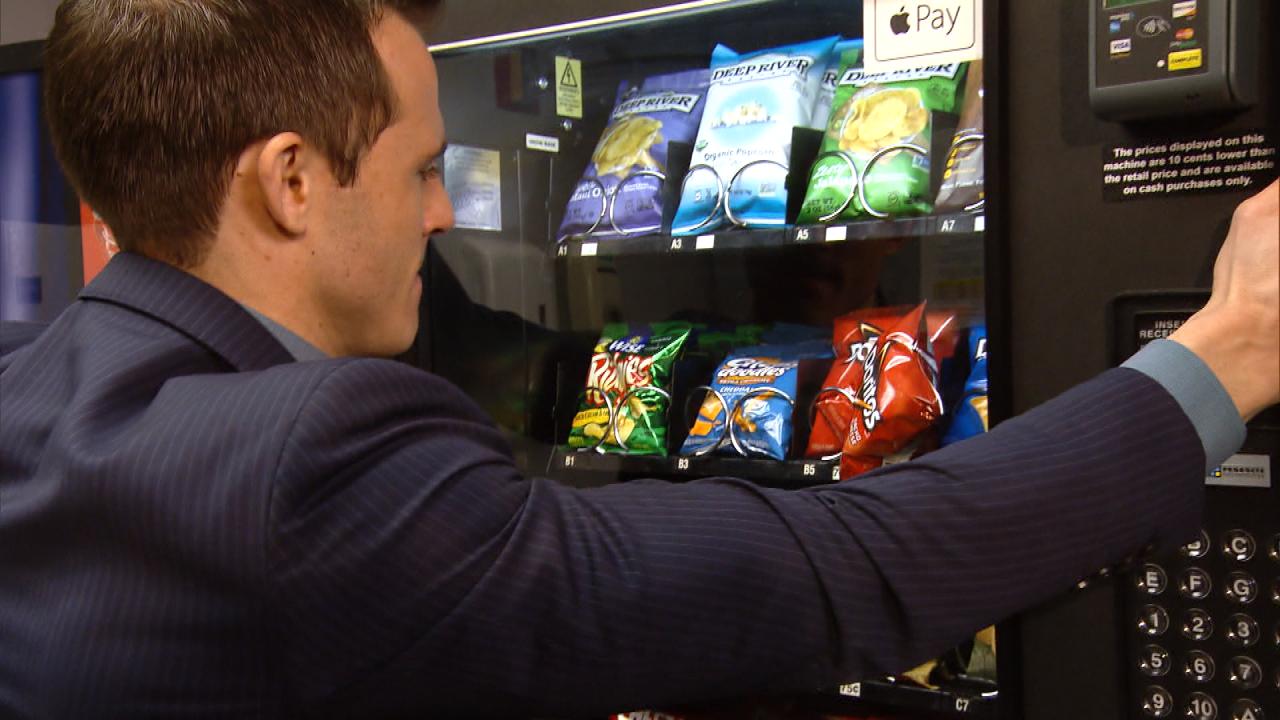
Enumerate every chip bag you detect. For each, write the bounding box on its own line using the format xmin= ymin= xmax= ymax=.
xmin=797 ymin=62 xmax=968 ymax=224
xmin=942 ymin=324 xmax=989 ymax=445
xmin=672 ymin=36 xmax=839 ymax=235
xmin=682 ymin=340 xmax=830 ymax=460
xmin=805 ymin=306 xmax=905 ymax=459
xmin=840 ymin=303 xmax=945 ymax=477
xmin=935 ymin=60 xmax=984 ymax=213
xmin=569 ymin=322 xmax=691 ymax=455
xmin=809 ymin=38 xmax=864 ymax=131
xmin=557 ymin=70 xmax=711 ymax=243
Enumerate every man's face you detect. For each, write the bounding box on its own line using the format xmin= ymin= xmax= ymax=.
xmin=308 ymin=13 xmax=453 ymax=357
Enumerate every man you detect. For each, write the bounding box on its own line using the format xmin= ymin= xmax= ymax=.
xmin=1 ymin=0 xmax=1277 ymax=717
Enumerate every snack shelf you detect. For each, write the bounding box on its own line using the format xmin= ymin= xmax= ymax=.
xmin=554 ymin=213 xmax=984 ymax=259
xmin=808 ymin=677 xmax=1000 ymax=718
xmin=549 ymin=446 xmax=842 ymax=489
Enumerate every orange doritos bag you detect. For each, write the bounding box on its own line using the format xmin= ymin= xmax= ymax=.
xmin=840 ymin=303 xmax=946 ymax=478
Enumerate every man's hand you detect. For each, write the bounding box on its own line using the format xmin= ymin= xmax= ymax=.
xmin=1170 ymin=179 xmax=1280 ymax=422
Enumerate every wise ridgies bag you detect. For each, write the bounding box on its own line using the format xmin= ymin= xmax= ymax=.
xmin=672 ymin=36 xmax=839 ymax=235
xmin=569 ymin=322 xmax=691 ymax=456
xmin=797 ymin=62 xmax=968 ymax=224
xmin=557 ymin=70 xmax=710 ymax=243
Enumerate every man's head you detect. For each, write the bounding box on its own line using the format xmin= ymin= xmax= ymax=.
xmin=44 ymin=0 xmax=452 ymax=357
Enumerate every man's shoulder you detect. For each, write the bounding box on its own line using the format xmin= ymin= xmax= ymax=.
xmin=0 ymin=321 xmax=49 ymax=357
xmin=268 ymin=357 xmax=490 ymax=426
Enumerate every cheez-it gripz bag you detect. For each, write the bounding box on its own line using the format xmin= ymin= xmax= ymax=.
xmin=840 ymin=303 xmax=945 ymax=478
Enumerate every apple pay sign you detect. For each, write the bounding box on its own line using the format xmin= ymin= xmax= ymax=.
xmin=863 ymin=0 xmax=983 ymax=72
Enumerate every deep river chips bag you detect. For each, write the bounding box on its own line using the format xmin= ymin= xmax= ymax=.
xmin=809 ymin=38 xmax=864 ymax=131
xmin=797 ymin=62 xmax=968 ymax=224
xmin=672 ymin=36 xmax=839 ymax=235
xmin=935 ymin=60 xmax=985 ymax=213
xmin=569 ymin=322 xmax=691 ymax=455
xmin=557 ymin=70 xmax=710 ymax=243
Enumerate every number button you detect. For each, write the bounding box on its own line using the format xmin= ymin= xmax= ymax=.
xmin=1181 ymin=568 xmax=1213 ymax=600
xmin=1183 ymin=650 xmax=1215 ymax=683
xmin=1182 ymin=609 xmax=1214 ymax=641
xmin=1222 ymin=530 xmax=1257 ymax=562
xmin=1227 ymin=656 xmax=1262 ymax=690
xmin=1143 ymin=686 xmax=1174 ymax=718
xmin=1224 ymin=572 xmax=1258 ymax=605
xmin=1183 ymin=530 xmax=1211 ymax=559
xmin=1140 ymin=605 xmax=1171 ymax=637
xmin=1140 ymin=645 xmax=1171 ymax=677
xmin=1229 ymin=699 xmax=1264 ymax=720
xmin=1139 ymin=565 xmax=1169 ymax=596
xmin=1225 ymin=614 xmax=1259 ymax=648
xmin=1184 ymin=692 xmax=1218 ymax=720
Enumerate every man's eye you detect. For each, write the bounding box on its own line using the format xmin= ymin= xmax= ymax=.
xmin=419 ymin=163 xmax=442 ymax=181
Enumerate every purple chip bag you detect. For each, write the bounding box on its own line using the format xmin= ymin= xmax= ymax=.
xmin=556 ymin=69 xmax=710 ymax=243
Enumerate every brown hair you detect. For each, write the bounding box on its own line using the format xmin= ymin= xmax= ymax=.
xmin=44 ymin=0 xmax=441 ymax=267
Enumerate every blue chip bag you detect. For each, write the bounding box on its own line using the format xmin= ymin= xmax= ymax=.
xmin=556 ymin=69 xmax=710 ymax=243
xmin=942 ymin=325 xmax=988 ymax=446
xmin=681 ymin=340 xmax=832 ymax=460
xmin=672 ymin=36 xmax=840 ymax=235
xmin=809 ymin=38 xmax=864 ymax=131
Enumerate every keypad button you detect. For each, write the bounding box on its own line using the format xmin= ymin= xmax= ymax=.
xmin=1180 ymin=568 xmax=1213 ymax=600
xmin=1271 ymin=577 xmax=1279 ymax=604
xmin=1222 ymin=530 xmax=1257 ymax=562
xmin=1185 ymin=692 xmax=1218 ymax=720
xmin=1139 ymin=564 xmax=1169 ymax=596
xmin=1143 ymin=685 xmax=1174 ymax=718
xmin=1230 ymin=699 xmax=1264 ymax=720
xmin=1182 ymin=608 xmax=1214 ymax=641
xmin=1227 ymin=656 xmax=1262 ymax=690
xmin=1140 ymin=645 xmax=1171 ymax=677
xmin=1225 ymin=613 xmax=1260 ymax=648
xmin=1140 ymin=605 xmax=1171 ymax=637
xmin=1274 ymin=620 xmax=1280 ymax=648
xmin=1224 ymin=572 xmax=1258 ymax=605
xmin=1183 ymin=650 xmax=1215 ymax=683
xmin=1183 ymin=530 xmax=1211 ymax=559
xmin=1269 ymin=533 xmax=1279 ymax=561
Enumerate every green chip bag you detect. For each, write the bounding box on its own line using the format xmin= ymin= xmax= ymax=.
xmin=569 ymin=322 xmax=691 ymax=455
xmin=797 ymin=60 xmax=968 ymax=223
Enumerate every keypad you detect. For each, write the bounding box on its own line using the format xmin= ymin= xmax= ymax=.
xmin=1128 ymin=524 xmax=1278 ymax=719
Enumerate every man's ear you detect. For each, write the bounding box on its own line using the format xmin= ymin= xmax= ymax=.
xmin=256 ymin=132 xmax=313 ymax=236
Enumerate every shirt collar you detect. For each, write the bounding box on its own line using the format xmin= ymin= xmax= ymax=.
xmin=239 ymin=305 xmax=329 ymax=362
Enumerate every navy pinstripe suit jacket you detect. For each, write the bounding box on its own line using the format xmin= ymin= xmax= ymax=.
xmin=1 ymin=252 xmax=1204 ymax=718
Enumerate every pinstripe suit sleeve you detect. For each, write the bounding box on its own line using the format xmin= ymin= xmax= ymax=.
xmin=268 ymin=360 xmax=1202 ymax=718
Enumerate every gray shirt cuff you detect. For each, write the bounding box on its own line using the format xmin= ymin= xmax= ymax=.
xmin=1122 ymin=339 xmax=1246 ymax=471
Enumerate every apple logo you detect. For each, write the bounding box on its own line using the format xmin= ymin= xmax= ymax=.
xmin=890 ymin=6 xmax=911 ymax=35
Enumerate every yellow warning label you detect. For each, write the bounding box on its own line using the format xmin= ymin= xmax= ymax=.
xmin=555 ymin=57 xmax=583 ymax=119
xmin=1168 ymin=48 xmax=1203 ymax=72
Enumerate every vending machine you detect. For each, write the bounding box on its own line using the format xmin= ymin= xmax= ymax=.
xmin=421 ymin=0 xmax=1004 ymax=717
xmin=418 ymin=0 xmax=1277 ymax=718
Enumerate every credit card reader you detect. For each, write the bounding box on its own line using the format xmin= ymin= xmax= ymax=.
xmin=1089 ymin=0 xmax=1260 ymax=121
xmin=1112 ymin=292 xmax=1279 ymax=720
